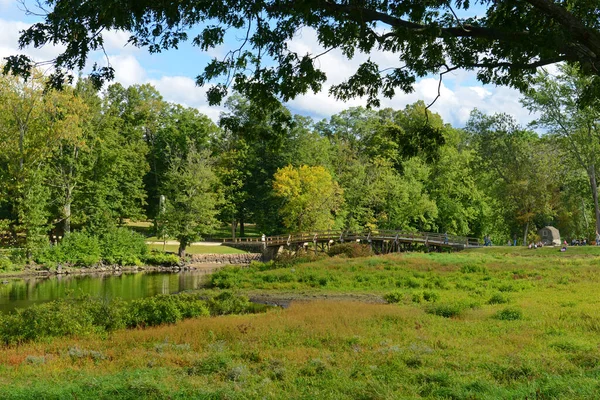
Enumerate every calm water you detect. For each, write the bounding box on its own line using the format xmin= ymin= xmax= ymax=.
xmin=0 ymin=269 xmax=217 ymax=313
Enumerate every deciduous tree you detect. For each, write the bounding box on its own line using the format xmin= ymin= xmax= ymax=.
xmin=161 ymin=148 xmax=220 ymax=257
xmin=273 ymin=165 xmax=343 ymax=232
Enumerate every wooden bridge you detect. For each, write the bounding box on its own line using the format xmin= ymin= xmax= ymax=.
xmin=209 ymin=230 xmax=480 ymax=260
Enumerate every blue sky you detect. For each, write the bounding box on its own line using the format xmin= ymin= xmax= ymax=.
xmin=0 ymin=0 xmax=539 ymax=126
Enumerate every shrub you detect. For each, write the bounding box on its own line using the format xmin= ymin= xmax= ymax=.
xmin=274 ymin=251 xmax=326 ymax=268
xmin=460 ymin=264 xmax=487 ymax=274
xmin=0 ymin=299 xmax=97 ymax=344
xmin=125 ymin=294 xmax=209 ymax=328
xmin=404 ymin=277 xmax=422 ymax=288
xmin=425 ymin=303 xmax=465 ymax=318
xmin=0 ymin=292 xmax=262 ymax=345
xmin=328 ymin=243 xmax=373 ymax=258
xmin=59 ymin=232 xmax=102 ymax=266
xmin=209 ymin=267 xmax=243 ymax=289
xmin=0 ymin=255 xmax=15 ymax=271
xmin=100 ymin=227 xmax=148 ymax=265
xmin=493 ymin=307 xmax=523 ymax=321
xmin=422 ymin=291 xmax=440 ymax=302
xmin=411 ymin=292 xmax=423 ymax=303
xmin=188 ymin=354 xmax=231 ymax=376
xmin=250 ymin=260 xmax=277 ymax=271
xmin=487 ymin=293 xmax=510 ymax=305
xmin=145 ymin=250 xmax=180 ymax=266
xmin=208 ymin=291 xmax=252 ymax=315
xmin=226 ymin=365 xmax=248 ymax=381
xmin=384 ymin=291 xmax=404 ymax=304
xmin=300 ymin=358 xmax=328 ymax=377
xmin=34 ymin=232 xmax=102 ymax=267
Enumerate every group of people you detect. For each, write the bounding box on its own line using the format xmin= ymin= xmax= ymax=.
xmin=570 ymin=238 xmax=588 ymax=246
xmin=528 ymin=242 xmax=545 ymax=249
xmin=483 ymin=235 xmax=493 ymax=246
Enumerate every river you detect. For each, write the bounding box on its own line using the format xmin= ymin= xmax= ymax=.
xmin=0 ymin=269 xmax=218 ymax=313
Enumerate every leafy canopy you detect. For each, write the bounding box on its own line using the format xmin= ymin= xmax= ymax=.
xmin=6 ymin=0 xmax=600 ymax=107
xmin=273 ymin=165 xmax=343 ymax=232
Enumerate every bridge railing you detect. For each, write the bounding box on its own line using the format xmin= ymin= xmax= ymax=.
xmin=205 ymin=230 xmax=480 ymax=247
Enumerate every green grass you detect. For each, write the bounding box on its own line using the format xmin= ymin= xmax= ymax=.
xmin=148 ymin=244 xmax=248 ymax=254
xmin=126 ymin=220 xmax=264 ymax=240
xmin=2 ymin=247 xmax=600 ymax=398
xmin=466 ymin=245 xmax=600 ymax=257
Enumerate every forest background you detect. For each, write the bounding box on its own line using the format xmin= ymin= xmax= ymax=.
xmin=0 ymin=65 xmax=596 ymax=263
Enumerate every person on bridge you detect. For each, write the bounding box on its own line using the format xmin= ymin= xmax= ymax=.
xmin=444 ymin=232 xmax=448 ymax=245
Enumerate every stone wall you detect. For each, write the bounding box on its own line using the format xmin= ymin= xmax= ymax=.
xmin=189 ymin=253 xmax=262 ymax=265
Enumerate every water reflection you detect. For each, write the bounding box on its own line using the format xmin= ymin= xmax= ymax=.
xmin=0 ymin=269 xmax=217 ymax=313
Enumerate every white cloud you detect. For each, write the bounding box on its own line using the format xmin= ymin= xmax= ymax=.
xmin=0 ymin=19 xmax=66 ymax=63
xmin=103 ymin=30 xmax=137 ymax=53
xmin=148 ymin=75 xmax=225 ymax=121
xmin=110 ymin=54 xmax=146 ymax=86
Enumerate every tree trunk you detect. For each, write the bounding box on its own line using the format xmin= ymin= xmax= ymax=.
xmin=63 ymin=201 xmax=71 ymax=234
xmin=240 ymin=216 xmax=245 ymax=237
xmin=63 ymin=182 xmax=73 ymax=234
xmin=231 ymin=218 xmax=237 ymax=239
xmin=523 ymin=221 xmax=529 ymax=246
xmin=588 ymin=166 xmax=600 ymax=235
xmin=582 ymin=198 xmax=589 ymax=232
xmin=178 ymin=239 xmax=187 ymax=258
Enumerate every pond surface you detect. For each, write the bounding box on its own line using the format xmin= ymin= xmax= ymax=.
xmin=0 ymin=269 xmax=218 ymax=313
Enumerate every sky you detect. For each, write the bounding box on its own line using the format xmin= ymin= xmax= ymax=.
xmin=0 ymin=0 xmax=541 ymax=127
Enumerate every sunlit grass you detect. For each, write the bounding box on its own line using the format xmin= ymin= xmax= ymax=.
xmin=148 ymin=244 xmax=248 ymax=254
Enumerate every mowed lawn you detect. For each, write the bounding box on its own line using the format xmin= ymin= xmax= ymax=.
xmin=147 ymin=243 xmax=248 ymax=254
xmin=2 ymin=247 xmax=600 ymax=398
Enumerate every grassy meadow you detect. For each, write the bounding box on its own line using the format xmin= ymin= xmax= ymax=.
xmin=2 ymin=247 xmax=600 ymax=398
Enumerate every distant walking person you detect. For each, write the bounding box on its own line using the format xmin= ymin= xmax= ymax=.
xmin=444 ymin=232 xmax=448 ymax=245
xmin=596 ymin=231 xmax=600 ymax=246
xmin=513 ymin=234 xmax=517 ymax=247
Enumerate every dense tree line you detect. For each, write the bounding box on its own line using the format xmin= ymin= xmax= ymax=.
xmin=0 ymin=66 xmax=597 ymax=258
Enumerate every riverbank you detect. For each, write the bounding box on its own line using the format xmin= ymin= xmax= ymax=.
xmin=0 ymin=252 xmax=263 ymax=279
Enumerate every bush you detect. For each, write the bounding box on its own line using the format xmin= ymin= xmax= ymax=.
xmin=145 ymin=250 xmax=180 ymax=266
xmin=493 ymin=307 xmax=523 ymax=321
xmin=100 ymin=227 xmax=148 ymax=265
xmin=0 ymin=255 xmax=15 ymax=271
xmin=0 ymin=292 xmax=263 ymax=345
xmin=125 ymin=294 xmax=209 ymax=328
xmin=274 ymin=251 xmax=326 ymax=268
xmin=460 ymin=264 xmax=487 ymax=274
xmin=35 ymin=228 xmax=151 ymax=267
xmin=487 ymin=292 xmax=510 ymax=305
xmin=328 ymin=243 xmax=373 ymax=258
xmin=0 ymin=298 xmax=98 ymax=344
xmin=208 ymin=291 xmax=252 ymax=315
xmin=384 ymin=291 xmax=404 ymax=304
xmin=425 ymin=303 xmax=465 ymax=318
xmin=34 ymin=232 xmax=101 ymax=267
xmin=188 ymin=354 xmax=231 ymax=376
xmin=422 ymin=291 xmax=440 ymax=302
xmin=210 ymin=267 xmax=243 ymax=289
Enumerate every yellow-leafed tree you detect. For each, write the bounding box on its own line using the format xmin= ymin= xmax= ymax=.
xmin=273 ymin=165 xmax=343 ymax=233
